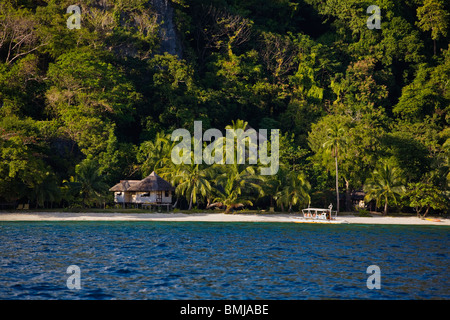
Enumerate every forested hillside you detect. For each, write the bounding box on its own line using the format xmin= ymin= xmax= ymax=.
xmin=0 ymin=0 xmax=449 ymax=215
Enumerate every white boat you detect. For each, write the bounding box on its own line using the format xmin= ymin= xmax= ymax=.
xmin=292 ymin=205 xmax=348 ymax=224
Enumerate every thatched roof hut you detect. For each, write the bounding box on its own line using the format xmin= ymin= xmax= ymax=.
xmin=127 ymin=172 xmax=175 ymax=192
xmin=109 ymin=180 xmax=140 ymax=192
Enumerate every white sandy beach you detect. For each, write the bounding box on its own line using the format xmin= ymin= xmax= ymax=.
xmin=0 ymin=211 xmax=449 ymax=226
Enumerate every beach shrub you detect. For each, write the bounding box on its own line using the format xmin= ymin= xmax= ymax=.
xmin=357 ymin=209 xmax=372 ymax=217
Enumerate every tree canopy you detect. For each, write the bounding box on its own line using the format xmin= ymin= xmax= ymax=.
xmin=0 ymin=0 xmax=448 ymax=215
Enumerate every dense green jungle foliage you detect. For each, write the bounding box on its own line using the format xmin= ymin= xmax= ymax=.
xmin=0 ymin=0 xmax=449 ymax=215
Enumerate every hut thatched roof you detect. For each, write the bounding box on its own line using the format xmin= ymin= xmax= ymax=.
xmin=127 ymin=172 xmax=175 ymax=192
xmin=109 ymin=180 xmax=140 ymax=192
xmin=351 ymin=190 xmax=366 ymax=201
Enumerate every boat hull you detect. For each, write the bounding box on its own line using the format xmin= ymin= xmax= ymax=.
xmin=291 ymin=218 xmax=348 ymax=224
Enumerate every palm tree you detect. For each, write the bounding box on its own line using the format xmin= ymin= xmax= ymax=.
xmin=276 ymin=171 xmax=311 ymax=212
xmin=74 ymin=158 xmax=109 ymax=207
xmin=225 ymin=119 xmax=248 ymax=131
xmin=138 ymin=132 xmax=173 ymax=176
xmin=32 ymin=172 xmax=61 ymax=208
xmin=172 ymin=162 xmax=212 ymax=210
xmin=265 ymin=165 xmax=289 ymax=211
xmin=214 ymin=164 xmax=263 ymax=214
xmin=364 ymin=162 xmax=406 ymax=215
xmin=156 ymin=135 xmax=214 ymax=210
xmin=323 ymin=121 xmax=346 ymax=213
xmin=222 ymin=119 xmax=253 ymax=165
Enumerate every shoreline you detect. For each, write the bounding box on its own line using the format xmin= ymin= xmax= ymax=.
xmin=0 ymin=211 xmax=449 ymax=226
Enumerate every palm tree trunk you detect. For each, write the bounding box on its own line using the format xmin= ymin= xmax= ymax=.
xmin=345 ymin=178 xmax=352 ymax=212
xmin=188 ymin=193 xmax=193 ymax=210
xmin=335 ymin=156 xmax=339 ymax=213
xmin=383 ymin=196 xmax=388 ymax=216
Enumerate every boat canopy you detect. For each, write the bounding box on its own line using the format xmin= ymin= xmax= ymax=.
xmin=302 ymin=208 xmax=331 ymax=212
xmin=301 ymin=207 xmax=337 ymax=220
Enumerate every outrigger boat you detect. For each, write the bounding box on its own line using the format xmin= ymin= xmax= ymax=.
xmin=292 ymin=204 xmax=348 ymax=224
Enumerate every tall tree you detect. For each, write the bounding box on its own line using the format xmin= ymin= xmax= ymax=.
xmin=173 ymin=162 xmax=212 ymax=210
xmin=0 ymin=2 xmax=47 ymax=65
xmin=32 ymin=172 xmax=61 ymax=208
xmin=322 ymin=121 xmax=347 ymax=213
xmin=416 ymin=0 xmax=449 ymax=55
xmin=364 ymin=162 xmax=406 ymax=215
xmin=405 ymin=182 xmax=447 ymax=218
xmin=0 ymin=116 xmax=49 ymax=203
xmin=138 ymin=132 xmax=174 ymax=176
xmin=214 ymin=164 xmax=262 ymax=214
xmin=276 ymin=171 xmax=311 ymax=212
xmin=74 ymin=158 xmax=109 ymax=207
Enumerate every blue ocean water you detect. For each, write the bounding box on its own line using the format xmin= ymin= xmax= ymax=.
xmin=0 ymin=221 xmax=448 ymax=300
